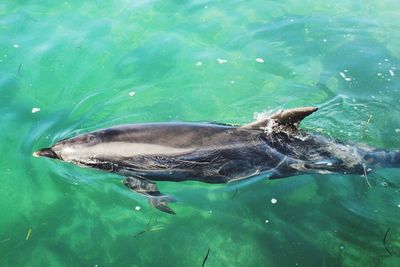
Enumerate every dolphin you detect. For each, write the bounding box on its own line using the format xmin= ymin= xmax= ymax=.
xmin=33 ymin=107 xmax=400 ymax=214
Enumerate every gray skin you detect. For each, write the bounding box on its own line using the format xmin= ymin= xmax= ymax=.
xmin=33 ymin=107 xmax=400 ymax=214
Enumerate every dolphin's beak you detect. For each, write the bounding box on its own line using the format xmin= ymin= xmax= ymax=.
xmin=33 ymin=148 xmax=59 ymax=159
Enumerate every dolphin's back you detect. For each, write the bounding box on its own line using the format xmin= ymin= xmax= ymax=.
xmin=86 ymin=123 xmax=287 ymax=182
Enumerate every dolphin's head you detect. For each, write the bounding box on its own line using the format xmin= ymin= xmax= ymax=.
xmin=33 ymin=132 xmax=102 ymax=163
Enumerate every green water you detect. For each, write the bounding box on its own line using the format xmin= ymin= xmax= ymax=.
xmin=1 ymin=0 xmax=400 ymax=266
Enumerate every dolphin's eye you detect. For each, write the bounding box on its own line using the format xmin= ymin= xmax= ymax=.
xmin=85 ymin=134 xmax=98 ymax=144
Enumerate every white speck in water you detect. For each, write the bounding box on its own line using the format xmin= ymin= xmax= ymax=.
xmin=271 ymin=198 xmax=277 ymax=204
xmin=377 ymin=73 xmax=382 ymax=76
xmin=389 ymin=69 xmax=395 ymax=76
xmin=384 ymin=58 xmax=389 ymax=62
xmin=395 ymin=129 xmax=400 ymax=133
xmin=13 ymin=44 xmax=19 ymax=48
xmin=397 ymin=204 xmax=400 ymax=208
xmin=196 ymin=61 xmax=202 ymax=66
xmin=204 ymin=5 xmax=208 ymax=8
xmin=230 ymin=80 xmax=235 ymax=84
xmin=135 ymin=206 xmax=141 ymax=211
xmin=265 ymin=219 xmax=269 ymax=224
xmin=371 ymin=95 xmax=375 ymax=99
xmin=128 ymin=91 xmax=136 ymax=97
xmin=344 ymin=69 xmax=348 ymax=72
xmin=339 ymin=72 xmax=346 ymax=78
xmin=31 ymin=107 xmax=40 ymax=113
xmin=381 ymin=181 xmax=388 ymax=187
xmin=322 ymin=38 xmax=327 ymax=42
xmin=340 ymin=245 xmax=345 ymax=250
xmin=378 ymin=62 xmax=382 ymax=65
xmin=209 ymin=210 xmax=212 ymax=214
xmin=256 ymin=58 xmax=265 ymax=63
xmin=344 ymin=77 xmax=351 ymax=81
xmin=217 ymin=58 xmax=228 ymax=64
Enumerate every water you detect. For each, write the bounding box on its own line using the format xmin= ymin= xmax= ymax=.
xmin=1 ymin=0 xmax=400 ymax=266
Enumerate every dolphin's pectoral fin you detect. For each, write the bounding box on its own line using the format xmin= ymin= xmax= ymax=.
xmin=123 ymin=176 xmax=176 ymax=215
xmin=242 ymin=106 xmax=318 ymax=129
xmin=148 ymin=194 xmax=177 ymax=215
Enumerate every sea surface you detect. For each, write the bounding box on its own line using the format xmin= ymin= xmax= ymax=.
xmin=1 ymin=1 xmax=400 ymax=266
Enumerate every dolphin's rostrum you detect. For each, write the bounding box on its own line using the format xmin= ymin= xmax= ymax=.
xmin=33 ymin=107 xmax=400 ymax=214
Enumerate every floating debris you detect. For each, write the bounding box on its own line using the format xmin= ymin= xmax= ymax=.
xmin=196 ymin=61 xmax=202 ymax=66
xmin=135 ymin=206 xmax=141 ymax=211
xmin=13 ymin=44 xmax=19 ymax=48
xmin=217 ymin=58 xmax=228 ymax=64
xmin=31 ymin=108 xmax=40 ymax=113
xmin=339 ymin=71 xmax=352 ymax=81
xmin=25 ymin=228 xmax=32 ymax=240
xmin=265 ymin=219 xmax=269 ymax=224
xmin=271 ymin=198 xmax=277 ymax=204
xmin=201 ymin=248 xmax=210 ymax=267
xmin=256 ymin=58 xmax=265 ymax=63
xmin=128 ymin=91 xmax=136 ymax=97
xmin=389 ymin=69 xmax=395 ymax=76
xmin=383 ymin=227 xmax=392 ymax=255
xmin=18 ymin=63 xmax=22 ymax=73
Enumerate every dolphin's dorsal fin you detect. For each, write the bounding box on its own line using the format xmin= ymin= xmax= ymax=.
xmin=242 ymin=107 xmax=318 ymax=129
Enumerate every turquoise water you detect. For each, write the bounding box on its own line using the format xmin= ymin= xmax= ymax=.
xmin=1 ymin=0 xmax=400 ymax=266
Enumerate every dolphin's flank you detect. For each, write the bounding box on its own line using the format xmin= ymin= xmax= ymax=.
xmin=33 ymin=107 xmax=400 ymax=214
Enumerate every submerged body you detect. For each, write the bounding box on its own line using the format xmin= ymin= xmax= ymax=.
xmin=34 ymin=107 xmax=400 ymax=214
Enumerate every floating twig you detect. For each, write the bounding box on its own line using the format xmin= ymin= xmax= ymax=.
xmin=363 ymin=114 xmax=372 ymax=133
xmin=17 ymin=63 xmax=22 ymax=74
xmin=232 ymin=187 xmax=239 ymax=199
xmin=383 ymin=227 xmax=392 ymax=255
xmin=25 ymin=228 xmax=32 ymax=241
xmin=201 ymin=248 xmax=210 ymax=267
xmin=363 ymin=165 xmax=372 ymax=188
xmin=133 ymin=217 xmax=163 ymax=238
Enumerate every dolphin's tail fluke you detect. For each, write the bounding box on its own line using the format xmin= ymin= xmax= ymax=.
xmin=364 ymin=149 xmax=400 ymax=169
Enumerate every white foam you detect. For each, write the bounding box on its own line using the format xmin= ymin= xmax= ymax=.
xmin=217 ymin=58 xmax=228 ymax=64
